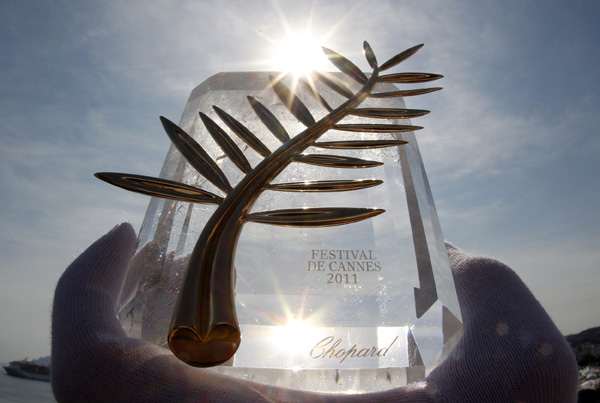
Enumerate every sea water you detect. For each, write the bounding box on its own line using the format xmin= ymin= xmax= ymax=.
xmin=0 ymin=367 xmax=54 ymax=402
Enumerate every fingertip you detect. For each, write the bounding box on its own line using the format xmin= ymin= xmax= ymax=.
xmin=57 ymin=222 xmax=137 ymax=292
xmin=444 ymin=242 xmax=478 ymax=276
xmin=107 ymin=222 xmax=136 ymax=245
xmin=91 ymin=222 xmax=137 ymax=265
xmin=444 ymin=241 xmax=458 ymax=250
xmin=444 ymin=241 xmax=461 ymax=258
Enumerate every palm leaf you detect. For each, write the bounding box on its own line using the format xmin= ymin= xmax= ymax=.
xmin=293 ymin=154 xmax=383 ymax=168
xmin=380 ymin=44 xmax=424 ymax=71
xmin=267 ymin=179 xmax=382 ymax=192
xmin=370 ymin=87 xmax=443 ymax=98
xmin=95 ymin=172 xmax=223 ymax=204
xmin=247 ymin=96 xmax=290 ymax=143
xmin=311 ymin=71 xmax=354 ymax=99
xmin=298 ymin=77 xmax=333 ymax=112
xmin=160 ymin=116 xmax=231 ymax=192
xmin=377 ymin=72 xmax=443 ymax=84
xmin=334 ymin=123 xmax=423 ymax=132
xmin=349 ymin=108 xmax=429 ymax=119
xmin=246 ymin=207 xmax=385 ymax=227
xmin=322 ymin=46 xmax=368 ymax=84
xmin=363 ymin=41 xmax=377 ymax=69
xmin=269 ymin=75 xmax=315 ymax=127
xmin=199 ymin=112 xmax=252 ymax=173
xmin=314 ymin=140 xmax=408 ymax=149
xmin=213 ymin=106 xmax=271 ymax=157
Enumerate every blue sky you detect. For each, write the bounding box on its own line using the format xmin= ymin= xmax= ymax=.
xmin=1 ymin=0 xmax=598 ymax=362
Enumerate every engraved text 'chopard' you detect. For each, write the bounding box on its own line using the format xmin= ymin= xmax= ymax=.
xmin=310 ymin=336 xmax=399 ymax=363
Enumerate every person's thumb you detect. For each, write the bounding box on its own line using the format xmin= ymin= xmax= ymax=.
xmin=52 ymin=223 xmax=136 ymax=357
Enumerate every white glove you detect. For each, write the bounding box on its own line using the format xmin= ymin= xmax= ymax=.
xmin=51 ymin=223 xmax=578 ymax=402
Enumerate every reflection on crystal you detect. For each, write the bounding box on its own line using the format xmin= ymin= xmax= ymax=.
xmin=116 ymin=72 xmax=462 ymax=393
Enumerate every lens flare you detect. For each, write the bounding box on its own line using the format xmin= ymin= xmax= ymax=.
xmin=273 ymin=32 xmax=327 ymax=77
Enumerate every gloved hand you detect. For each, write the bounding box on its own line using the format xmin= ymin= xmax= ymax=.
xmin=51 ymin=223 xmax=578 ymax=402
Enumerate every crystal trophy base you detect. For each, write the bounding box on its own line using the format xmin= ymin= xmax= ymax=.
xmin=114 ymin=70 xmax=462 ymax=393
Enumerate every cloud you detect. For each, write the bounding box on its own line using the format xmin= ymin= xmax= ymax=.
xmin=1 ymin=0 xmax=599 ymax=362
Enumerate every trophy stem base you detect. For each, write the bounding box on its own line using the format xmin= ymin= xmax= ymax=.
xmin=207 ymin=366 xmax=426 ymax=393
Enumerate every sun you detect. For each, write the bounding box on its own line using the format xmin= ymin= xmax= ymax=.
xmin=273 ymin=316 xmax=316 ymax=358
xmin=273 ymin=32 xmax=328 ymax=77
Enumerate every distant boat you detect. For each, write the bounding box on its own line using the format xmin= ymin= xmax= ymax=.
xmin=3 ymin=360 xmax=50 ymax=382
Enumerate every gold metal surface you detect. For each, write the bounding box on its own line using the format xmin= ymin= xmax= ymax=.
xmin=246 ymin=207 xmax=385 ymax=227
xmin=369 ymin=87 xmax=442 ymax=98
xmin=293 ymin=153 xmax=383 ymax=168
xmin=348 ymin=108 xmax=430 ymax=119
xmin=314 ymin=140 xmax=408 ymax=149
xmin=266 ymin=179 xmax=383 ymax=192
xmin=333 ymin=123 xmax=423 ymax=132
xmin=95 ymin=41 xmax=442 ymax=367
